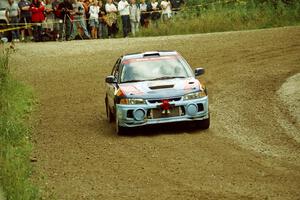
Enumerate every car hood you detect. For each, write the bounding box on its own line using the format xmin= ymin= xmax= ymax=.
xmin=118 ymin=77 xmax=203 ymax=99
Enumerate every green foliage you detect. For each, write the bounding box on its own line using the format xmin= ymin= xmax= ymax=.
xmin=138 ymin=0 xmax=300 ymax=37
xmin=0 ymin=45 xmax=38 ymax=200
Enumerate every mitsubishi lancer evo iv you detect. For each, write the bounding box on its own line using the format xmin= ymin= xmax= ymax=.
xmin=105 ymin=51 xmax=209 ymax=135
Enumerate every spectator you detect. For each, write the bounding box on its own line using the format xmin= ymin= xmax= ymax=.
xmin=57 ymin=0 xmax=73 ymax=41
xmin=139 ymin=0 xmax=149 ymax=28
xmin=5 ymin=0 xmax=20 ymax=42
xmin=170 ymin=0 xmax=184 ymax=13
xmin=52 ymin=0 xmax=62 ymax=40
xmin=18 ymin=0 xmax=33 ymax=41
xmin=129 ymin=0 xmax=140 ymax=37
xmin=160 ymin=0 xmax=171 ymax=22
xmin=44 ymin=0 xmax=55 ymax=38
xmin=30 ymin=0 xmax=45 ymax=42
xmin=118 ymin=0 xmax=130 ymax=38
xmin=98 ymin=0 xmax=107 ymax=39
xmin=105 ymin=0 xmax=118 ymax=38
xmin=149 ymin=0 xmax=160 ymax=27
xmin=89 ymin=0 xmax=100 ymax=39
xmin=70 ymin=0 xmax=90 ymax=40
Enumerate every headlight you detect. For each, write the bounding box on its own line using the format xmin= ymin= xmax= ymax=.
xmin=183 ymin=91 xmax=206 ymax=100
xmin=119 ymin=98 xmax=146 ymax=105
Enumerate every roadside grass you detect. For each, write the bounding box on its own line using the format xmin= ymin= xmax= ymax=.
xmin=137 ymin=1 xmax=300 ymax=37
xmin=0 ymin=45 xmax=38 ymax=200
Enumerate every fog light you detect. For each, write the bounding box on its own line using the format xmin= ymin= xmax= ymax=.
xmin=186 ymin=104 xmax=198 ymax=116
xmin=133 ymin=109 xmax=146 ymax=121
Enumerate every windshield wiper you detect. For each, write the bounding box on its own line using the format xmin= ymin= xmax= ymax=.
xmin=149 ymin=76 xmax=186 ymax=81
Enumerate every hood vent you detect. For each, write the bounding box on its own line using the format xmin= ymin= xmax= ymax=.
xmin=149 ymin=84 xmax=174 ymax=90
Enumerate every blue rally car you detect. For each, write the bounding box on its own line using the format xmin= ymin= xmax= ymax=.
xmin=105 ymin=51 xmax=209 ymax=134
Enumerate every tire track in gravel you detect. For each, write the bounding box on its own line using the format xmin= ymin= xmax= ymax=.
xmin=11 ymin=26 xmax=300 ymax=199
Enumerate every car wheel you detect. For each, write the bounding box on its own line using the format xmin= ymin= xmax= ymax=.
xmin=199 ymin=115 xmax=210 ymax=129
xmin=115 ymin=115 xmax=127 ymax=135
xmin=105 ymin=98 xmax=114 ymax=123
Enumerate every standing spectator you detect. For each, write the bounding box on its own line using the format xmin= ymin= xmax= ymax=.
xmin=44 ymin=0 xmax=55 ymax=37
xmin=82 ymin=0 xmax=90 ymax=31
xmin=149 ymin=0 xmax=160 ymax=27
xmin=30 ymin=0 xmax=45 ymax=42
xmin=98 ymin=0 xmax=107 ymax=39
xmin=18 ymin=0 xmax=33 ymax=41
xmin=70 ymin=0 xmax=90 ymax=40
xmin=160 ymin=0 xmax=171 ymax=22
xmin=52 ymin=0 xmax=62 ymax=40
xmin=170 ymin=0 xmax=184 ymax=13
xmin=105 ymin=0 xmax=118 ymax=38
xmin=89 ymin=0 xmax=100 ymax=39
xmin=129 ymin=0 xmax=140 ymax=37
xmin=57 ymin=0 xmax=73 ymax=41
xmin=139 ymin=0 xmax=149 ymax=28
xmin=118 ymin=0 xmax=130 ymax=38
xmin=5 ymin=0 xmax=20 ymax=42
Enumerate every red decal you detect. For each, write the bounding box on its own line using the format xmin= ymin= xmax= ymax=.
xmin=121 ymin=85 xmax=144 ymax=95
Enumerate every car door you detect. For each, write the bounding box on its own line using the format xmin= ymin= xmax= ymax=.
xmin=106 ymin=58 xmax=121 ymax=113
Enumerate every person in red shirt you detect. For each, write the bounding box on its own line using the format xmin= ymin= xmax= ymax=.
xmin=31 ymin=0 xmax=45 ymax=41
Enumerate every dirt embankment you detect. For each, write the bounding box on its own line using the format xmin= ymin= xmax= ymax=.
xmin=11 ymin=26 xmax=300 ymax=199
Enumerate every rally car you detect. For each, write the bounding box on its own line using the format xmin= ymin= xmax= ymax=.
xmin=105 ymin=51 xmax=209 ymax=134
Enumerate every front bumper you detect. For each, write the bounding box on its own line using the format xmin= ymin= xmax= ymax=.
xmin=116 ymin=96 xmax=209 ymax=128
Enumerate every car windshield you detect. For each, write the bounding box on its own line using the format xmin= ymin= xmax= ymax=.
xmin=120 ymin=56 xmax=193 ymax=83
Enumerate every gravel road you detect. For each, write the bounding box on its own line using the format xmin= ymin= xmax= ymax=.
xmin=11 ymin=26 xmax=300 ymax=199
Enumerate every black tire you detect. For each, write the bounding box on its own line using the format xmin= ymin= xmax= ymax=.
xmin=199 ymin=116 xmax=210 ymax=129
xmin=115 ymin=115 xmax=128 ymax=135
xmin=105 ymin=98 xmax=114 ymax=123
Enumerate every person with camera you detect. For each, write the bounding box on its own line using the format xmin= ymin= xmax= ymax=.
xmin=56 ymin=0 xmax=74 ymax=41
xmin=69 ymin=0 xmax=90 ymax=40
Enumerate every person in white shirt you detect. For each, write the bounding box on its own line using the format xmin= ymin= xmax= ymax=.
xmin=118 ymin=0 xmax=130 ymax=37
xmin=139 ymin=0 xmax=149 ymax=28
xmin=105 ymin=0 xmax=118 ymax=38
xmin=129 ymin=0 xmax=140 ymax=36
xmin=89 ymin=0 xmax=100 ymax=39
xmin=150 ymin=0 xmax=160 ymax=27
xmin=160 ymin=0 xmax=171 ymax=22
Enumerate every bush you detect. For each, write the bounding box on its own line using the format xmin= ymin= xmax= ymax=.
xmin=0 ymin=44 xmax=38 ymax=200
xmin=137 ymin=0 xmax=300 ymax=37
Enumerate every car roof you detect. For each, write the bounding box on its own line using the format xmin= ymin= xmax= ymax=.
xmin=122 ymin=51 xmax=179 ymax=61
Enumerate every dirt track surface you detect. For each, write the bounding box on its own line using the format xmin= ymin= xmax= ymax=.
xmin=12 ymin=26 xmax=300 ymax=199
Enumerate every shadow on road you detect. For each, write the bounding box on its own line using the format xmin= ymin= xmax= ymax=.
xmin=118 ymin=122 xmax=209 ymax=137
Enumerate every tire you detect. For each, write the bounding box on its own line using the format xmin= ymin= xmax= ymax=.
xmin=115 ymin=115 xmax=128 ymax=135
xmin=105 ymin=98 xmax=114 ymax=123
xmin=199 ymin=115 xmax=210 ymax=129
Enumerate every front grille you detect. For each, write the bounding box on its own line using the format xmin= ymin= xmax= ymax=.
xmin=147 ymin=97 xmax=181 ymax=104
xmin=147 ymin=106 xmax=184 ymax=119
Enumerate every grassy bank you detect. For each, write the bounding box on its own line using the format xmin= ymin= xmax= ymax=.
xmin=0 ymin=45 xmax=38 ymax=200
xmin=138 ymin=0 xmax=300 ymax=36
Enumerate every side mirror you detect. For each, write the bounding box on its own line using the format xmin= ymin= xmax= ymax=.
xmin=195 ymin=68 xmax=205 ymax=76
xmin=105 ymin=75 xmax=116 ymax=83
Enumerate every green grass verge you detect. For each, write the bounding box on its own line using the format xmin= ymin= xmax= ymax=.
xmin=0 ymin=46 xmax=38 ymax=200
xmin=137 ymin=1 xmax=300 ymax=37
